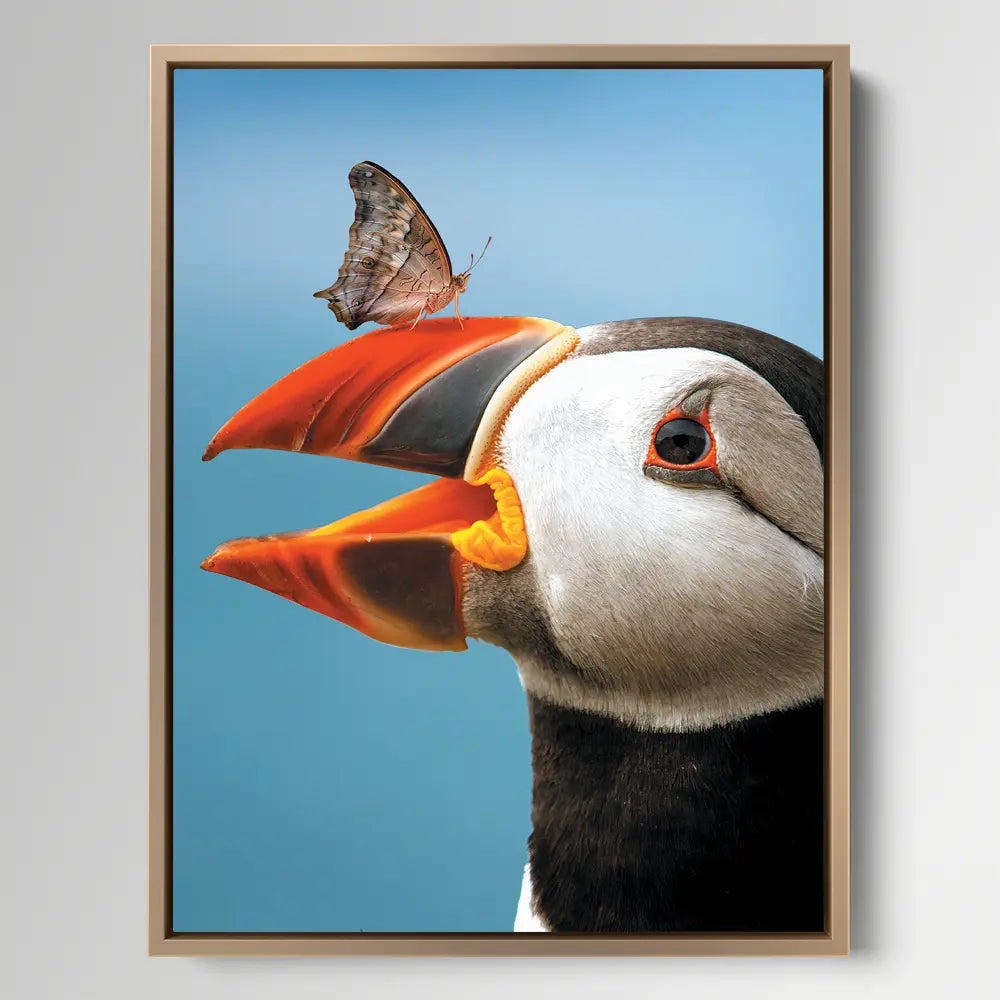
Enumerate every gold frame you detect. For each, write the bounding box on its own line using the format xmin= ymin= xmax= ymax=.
xmin=150 ymin=44 xmax=850 ymax=957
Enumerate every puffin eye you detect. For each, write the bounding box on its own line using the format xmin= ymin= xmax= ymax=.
xmin=653 ymin=418 xmax=711 ymax=466
xmin=645 ymin=404 xmax=719 ymax=484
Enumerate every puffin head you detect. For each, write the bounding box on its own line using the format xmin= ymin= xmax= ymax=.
xmin=201 ymin=316 xmax=824 ymax=733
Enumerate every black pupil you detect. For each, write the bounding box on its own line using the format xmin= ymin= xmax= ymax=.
xmin=653 ymin=418 xmax=710 ymax=465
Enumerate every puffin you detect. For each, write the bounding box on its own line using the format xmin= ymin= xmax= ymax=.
xmin=200 ymin=314 xmax=825 ymax=933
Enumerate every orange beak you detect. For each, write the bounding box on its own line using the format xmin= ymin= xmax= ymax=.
xmin=200 ymin=317 xmax=577 ymax=651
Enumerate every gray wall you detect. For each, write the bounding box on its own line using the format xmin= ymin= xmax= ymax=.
xmin=7 ymin=1 xmax=998 ymax=996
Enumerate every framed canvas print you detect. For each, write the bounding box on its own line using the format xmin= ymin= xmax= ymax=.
xmin=150 ymin=44 xmax=850 ymax=956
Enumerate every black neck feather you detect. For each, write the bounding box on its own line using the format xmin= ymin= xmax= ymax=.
xmin=527 ymin=695 xmax=825 ymax=932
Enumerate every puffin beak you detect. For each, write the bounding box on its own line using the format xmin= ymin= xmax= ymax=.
xmin=200 ymin=317 xmax=577 ymax=651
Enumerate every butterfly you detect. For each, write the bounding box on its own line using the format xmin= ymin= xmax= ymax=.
xmin=314 ymin=161 xmax=490 ymax=330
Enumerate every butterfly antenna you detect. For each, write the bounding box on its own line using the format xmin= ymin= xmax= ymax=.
xmin=465 ymin=235 xmax=492 ymax=275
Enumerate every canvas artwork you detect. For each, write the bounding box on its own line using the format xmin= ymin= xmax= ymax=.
xmin=170 ymin=64 xmax=832 ymax=937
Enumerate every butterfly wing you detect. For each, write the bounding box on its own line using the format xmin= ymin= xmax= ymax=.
xmin=315 ymin=162 xmax=453 ymax=330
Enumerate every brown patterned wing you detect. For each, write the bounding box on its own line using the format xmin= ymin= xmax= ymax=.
xmin=314 ymin=162 xmax=454 ymax=330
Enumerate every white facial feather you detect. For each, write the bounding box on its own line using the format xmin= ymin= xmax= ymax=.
xmin=487 ymin=347 xmax=825 ymax=731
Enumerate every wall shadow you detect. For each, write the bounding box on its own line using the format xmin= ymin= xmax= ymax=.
xmin=849 ymin=71 xmax=885 ymax=957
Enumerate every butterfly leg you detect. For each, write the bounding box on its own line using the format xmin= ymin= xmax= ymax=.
xmin=408 ymin=308 xmax=427 ymax=331
xmin=454 ymin=295 xmax=465 ymax=330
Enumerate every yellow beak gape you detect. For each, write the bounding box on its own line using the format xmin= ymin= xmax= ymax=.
xmin=451 ymin=468 xmax=527 ymax=572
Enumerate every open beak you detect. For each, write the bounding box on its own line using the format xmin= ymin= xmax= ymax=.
xmin=200 ymin=316 xmax=577 ymax=651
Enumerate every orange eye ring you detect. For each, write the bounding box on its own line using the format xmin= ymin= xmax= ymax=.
xmin=645 ymin=406 xmax=719 ymax=474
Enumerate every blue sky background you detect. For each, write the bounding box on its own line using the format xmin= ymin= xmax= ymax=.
xmin=172 ymin=67 xmax=824 ymax=932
